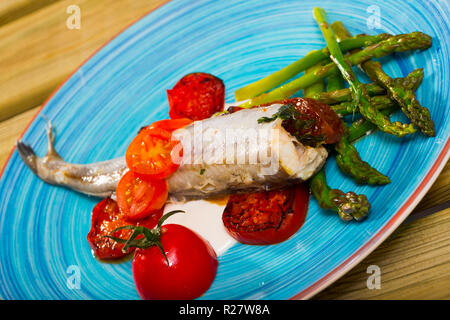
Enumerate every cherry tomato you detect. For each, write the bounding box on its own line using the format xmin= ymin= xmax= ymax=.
xmin=222 ymin=184 xmax=310 ymax=245
xmin=146 ymin=118 xmax=193 ymax=132
xmin=279 ymin=97 xmax=343 ymax=144
xmin=86 ymin=198 xmax=162 ymax=260
xmin=126 ymin=128 xmax=181 ymax=178
xmin=116 ymin=171 xmax=168 ymax=221
xmin=132 ymin=224 xmax=218 ymax=300
xmin=167 ymin=72 xmax=225 ymax=120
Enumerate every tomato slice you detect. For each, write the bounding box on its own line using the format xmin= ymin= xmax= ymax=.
xmin=116 ymin=171 xmax=168 ymax=221
xmin=222 ymin=184 xmax=310 ymax=245
xmin=126 ymin=128 xmax=181 ymax=178
xmin=86 ymin=198 xmax=163 ymax=260
xmin=146 ymin=118 xmax=193 ymax=132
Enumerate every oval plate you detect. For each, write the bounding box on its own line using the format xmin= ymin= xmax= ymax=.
xmin=0 ymin=0 xmax=448 ymax=300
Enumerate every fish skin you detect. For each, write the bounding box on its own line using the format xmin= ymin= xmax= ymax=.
xmin=17 ymin=104 xmax=327 ymax=200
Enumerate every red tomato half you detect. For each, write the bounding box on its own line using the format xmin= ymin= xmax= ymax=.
xmin=147 ymin=118 xmax=193 ymax=132
xmin=222 ymin=184 xmax=310 ymax=245
xmin=167 ymin=72 xmax=225 ymax=121
xmin=116 ymin=171 xmax=168 ymax=221
xmin=132 ymin=224 xmax=218 ymax=300
xmin=86 ymin=198 xmax=162 ymax=260
xmin=126 ymin=128 xmax=181 ymax=178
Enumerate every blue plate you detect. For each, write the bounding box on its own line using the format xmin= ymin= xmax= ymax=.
xmin=0 ymin=0 xmax=449 ymax=299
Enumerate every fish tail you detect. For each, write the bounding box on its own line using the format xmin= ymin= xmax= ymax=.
xmin=16 ymin=140 xmax=38 ymax=174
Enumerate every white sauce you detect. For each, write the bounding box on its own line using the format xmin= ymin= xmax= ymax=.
xmin=162 ymin=200 xmax=236 ymax=256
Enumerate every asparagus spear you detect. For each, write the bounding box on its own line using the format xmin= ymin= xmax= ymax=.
xmin=347 ymin=108 xmax=395 ymax=142
xmin=313 ymin=68 xmax=424 ymax=104
xmin=325 ymin=21 xmax=352 ymax=91
xmin=313 ymin=7 xmax=418 ymax=137
xmin=239 ymin=32 xmax=432 ymax=110
xmin=335 ymin=124 xmax=391 ymax=184
xmin=345 ymin=67 xmax=425 ymax=142
xmin=310 ymin=167 xmax=371 ymax=221
xmin=361 ymin=60 xmax=435 ymax=136
xmin=308 ymin=27 xmax=373 ymax=220
xmin=234 ymin=33 xmax=391 ymax=101
xmin=332 ymin=95 xmax=393 ymax=116
xmin=303 ymin=60 xmax=325 ymax=98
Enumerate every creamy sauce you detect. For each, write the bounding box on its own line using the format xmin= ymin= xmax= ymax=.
xmin=163 ymin=200 xmax=236 ymax=256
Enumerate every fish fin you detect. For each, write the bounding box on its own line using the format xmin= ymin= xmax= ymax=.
xmin=42 ymin=116 xmax=63 ymax=160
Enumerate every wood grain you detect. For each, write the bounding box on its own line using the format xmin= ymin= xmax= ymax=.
xmin=0 ymin=0 xmax=59 ymax=27
xmin=0 ymin=0 xmax=168 ymax=121
xmin=315 ymin=207 xmax=450 ymax=300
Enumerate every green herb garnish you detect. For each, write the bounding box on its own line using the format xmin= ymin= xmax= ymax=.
xmin=258 ymin=103 xmax=325 ymax=147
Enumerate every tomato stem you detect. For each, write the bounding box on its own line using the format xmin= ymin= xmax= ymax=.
xmin=105 ymin=210 xmax=185 ymax=266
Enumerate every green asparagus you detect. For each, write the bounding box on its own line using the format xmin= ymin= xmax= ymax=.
xmin=325 ymin=21 xmax=352 ymax=91
xmin=313 ymin=68 xmax=424 ymax=104
xmin=335 ymin=124 xmax=391 ymax=184
xmin=361 ymin=60 xmax=435 ymax=136
xmin=314 ymin=7 xmax=417 ymax=137
xmin=234 ymin=33 xmax=391 ymax=101
xmin=239 ymin=32 xmax=432 ymax=110
xmin=309 ymin=23 xmax=374 ymax=220
xmin=310 ymin=167 xmax=371 ymax=221
xmin=303 ymin=59 xmax=325 ymax=98
xmin=347 ymin=108 xmax=395 ymax=142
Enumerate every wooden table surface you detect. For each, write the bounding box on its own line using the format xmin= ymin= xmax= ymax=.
xmin=1 ymin=0 xmax=449 ymax=300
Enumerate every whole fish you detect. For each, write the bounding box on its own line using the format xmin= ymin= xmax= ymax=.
xmin=17 ymin=102 xmax=328 ymax=201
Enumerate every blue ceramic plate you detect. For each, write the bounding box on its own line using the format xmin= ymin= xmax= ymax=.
xmin=0 ymin=0 xmax=449 ymax=300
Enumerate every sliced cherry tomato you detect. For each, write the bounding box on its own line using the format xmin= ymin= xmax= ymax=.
xmin=146 ymin=118 xmax=193 ymax=133
xmin=167 ymin=72 xmax=225 ymax=121
xmin=132 ymin=223 xmax=218 ymax=300
xmin=126 ymin=128 xmax=181 ymax=178
xmin=86 ymin=198 xmax=162 ymax=260
xmin=222 ymin=184 xmax=310 ymax=245
xmin=116 ymin=171 xmax=168 ymax=221
xmin=278 ymin=97 xmax=343 ymax=145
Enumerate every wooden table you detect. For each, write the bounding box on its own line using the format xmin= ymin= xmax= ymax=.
xmin=1 ymin=0 xmax=449 ymax=300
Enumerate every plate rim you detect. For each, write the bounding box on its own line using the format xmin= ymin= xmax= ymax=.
xmin=1 ymin=2 xmax=449 ymax=300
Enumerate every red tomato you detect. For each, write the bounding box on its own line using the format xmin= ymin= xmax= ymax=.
xmin=278 ymin=97 xmax=343 ymax=144
xmin=86 ymin=198 xmax=162 ymax=260
xmin=132 ymin=224 xmax=218 ymax=300
xmin=116 ymin=171 xmax=168 ymax=221
xmin=146 ymin=118 xmax=193 ymax=132
xmin=167 ymin=72 xmax=225 ymax=120
xmin=222 ymin=184 xmax=310 ymax=245
xmin=125 ymin=128 xmax=181 ymax=178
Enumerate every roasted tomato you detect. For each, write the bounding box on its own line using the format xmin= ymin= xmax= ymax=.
xmin=87 ymin=198 xmax=162 ymax=260
xmin=116 ymin=171 xmax=168 ymax=221
xmin=167 ymin=72 xmax=225 ymax=120
xmin=279 ymin=97 xmax=343 ymax=144
xmin=126 ymin=127 xmax=181 ymax=178
xmin=222 ymin=184 xmax=310 ymax=245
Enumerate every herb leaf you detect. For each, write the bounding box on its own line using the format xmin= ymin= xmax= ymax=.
xmin=257 ymin=103 xmax=325 ymax=147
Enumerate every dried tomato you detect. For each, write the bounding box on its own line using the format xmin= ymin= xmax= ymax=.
xmin=222 ymin=184 xmax=309 ymax=245
xmin=167 ymin=72 xmax=225 ymax=120
xmin=87 ymin=198 xmax=163 ymax=260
